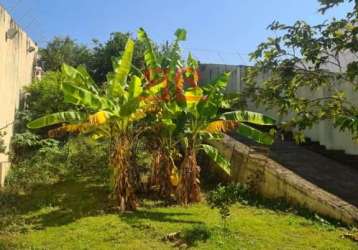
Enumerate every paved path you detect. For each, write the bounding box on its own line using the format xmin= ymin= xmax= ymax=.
xmin=270 ymin=140 xmax=358 ymax=207
xmin=232 ymin=134 xmax=358 ymax=207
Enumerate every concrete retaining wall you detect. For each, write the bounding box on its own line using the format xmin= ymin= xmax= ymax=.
xmin=0 ymin=6 xmax=37 ymax=186
xmin=209 ymin=134 xmax=358 ymax=225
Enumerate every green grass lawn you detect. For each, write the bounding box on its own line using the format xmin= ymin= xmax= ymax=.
xmin=0 ymin=177 xmax=357 ymax=250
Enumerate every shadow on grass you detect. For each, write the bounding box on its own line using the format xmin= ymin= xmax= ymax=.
xmin=0 ymin=240 xmax=14 ymax=250
xmin=182 ymin=224 xmax=211 ymax=247
xmin=0 ymin=177 xmax=111 ymax=232
xmin=120 ymin=209 xmax=203 ymax=226
xmin=1 ymin=177 xmax=205 ymax=234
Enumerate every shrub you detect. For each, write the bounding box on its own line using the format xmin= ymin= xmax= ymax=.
xmin=10 ymin=132 xmax=60 ymax=163
xmin=65 ymin=136 xmax=110 ymax=180
xmin=6 ymin=134 xmax=109 ymax=192
xmin=6 ymin=141 xmax=67 ymax=192
xmin=207 ymin=183 xmax=247 ymax=229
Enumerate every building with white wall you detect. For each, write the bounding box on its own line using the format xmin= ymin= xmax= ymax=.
xmin=0 ymin=5 xmax=37 ymax=186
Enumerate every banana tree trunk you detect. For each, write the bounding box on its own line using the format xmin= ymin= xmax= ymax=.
xmin=177 ymin=147 xmax=201 ymax=204
xmin=149 ymin=147 xmax=175 ymax=199
xmin=111 ymin=135 xmax=138 ymax=211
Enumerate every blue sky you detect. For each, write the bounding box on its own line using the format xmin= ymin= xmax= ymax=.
xmin=0 ymin=0 xmax=353 ymax=65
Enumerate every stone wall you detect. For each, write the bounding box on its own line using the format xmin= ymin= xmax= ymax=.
xmin=209 ymin=134 xmax=358 ymax=225
xmin=0 ymin=6 xmax=37 ymax=186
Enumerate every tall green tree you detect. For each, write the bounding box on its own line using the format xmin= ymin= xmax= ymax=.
xmin=244 ymin=0 xmax=358 ymax=140
xmin=39 ymin=37 xmax=92 ymax=71
xmin=89 ymin=32 xmax=148 ymax=83
xmin=40 ymin=33 xmax=152 ymax=84
xmin=28 ymin=28 xmax=276 ymax=210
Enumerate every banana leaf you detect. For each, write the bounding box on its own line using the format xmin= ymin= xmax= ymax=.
xmin=128 ymin=76 xmax=143 ymax=99
xmin=109 ymin=39 xmax=135 ymax=97
xmin=61 ymin=64 xmax=98 ymax=94
xmin=27 ymin=111 xmax=86 ymax=129
xmin=201 ymin=144 xmax=231 ymax=175
xmin=221 ymin=111 xmax=276 ymax=126
xmin=138 ymin=28 xmax=159 ymax=69
xmin=236 ymin=123 xmax=274 ymax=145
xmin=63 ymin=82 xmax=112 ymax=110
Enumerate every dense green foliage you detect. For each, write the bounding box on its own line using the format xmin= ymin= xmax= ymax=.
xmin=244 ymin=0 xmax=358 ymax=141
xmin=7 ymin=33 xmax=147 ymax=200
xmin=13 ymin=71 xmax=75 ymax=137
xmin=3 ymin=3 xmax=357 ymax=247
xmin=6 ymin=134 xmax=109 ymax=192
xmin=8 ymin=71 xmax=109 ymax=190
xmin=89 ymin=32 xmax=147 ymax=83
xmin=39 ymin=33 xmax=151 ymax=83
xmin=24 ymin=72 xmax=73 ymax=118
xmin=318 ymin=0 xmax=357 ymax=13
xmin=6 ymin=137 xmax=66 ymax=191
xmin=27 ymin=28 xmax=276 ymax=211
xmin=6 ymin=71 xmax=85 ymax=191
xmin=39 ymin=37 xmax=92 ymax=72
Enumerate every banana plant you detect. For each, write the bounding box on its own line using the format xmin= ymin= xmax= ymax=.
xmin=138 ymin=28 xmax=195 ymax=198
xmin=138 ymin=28 xmax=276 ymax=204
xmin=166 ymin=72 xmax=276 ymax=204
xmin=28 ymin=38 xmax=161 ymax=211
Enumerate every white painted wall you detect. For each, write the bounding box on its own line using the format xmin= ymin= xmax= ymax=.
xmin=0 ymin=6 xmax=37 ymax=186
xmin=200 ymin=63 xmax=358 ymax=155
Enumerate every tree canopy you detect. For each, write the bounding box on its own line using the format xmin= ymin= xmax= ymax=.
xmin=244 ymin=0 xmax=358 ymax=141
xmin=39 ymin=32 xmax=151 ymax=84
xmin=39 ymin=37 xmax=92 ymax=72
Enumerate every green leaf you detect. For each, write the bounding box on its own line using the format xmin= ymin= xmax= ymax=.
xmin=76 ymin=65 xmax=96 ymax=86
xmin=185 ymin=87 xmax=203 ymax=98
xmin=163 ymin=101 xmax=182 ymax=117
xmin=162 ymin=118 xmax=176 ymax=134
xmin=120 ymin=98 xmax=140 ymax=117
xmin=62 ymin=63 xmax=78 ymax=79
xmin=166 ymin=29 xmax=187 ymax=81
xmin=63 ymin=82 xmax=112 ymax=110
xmin=204 ymin=72 xmax=231 ymax=92
xmin=221 ymin=111 xmax=276 ymax=126
xmin=201 ymin=144 xmax=231 ymax=175
xmin=184 ymin=87 xmax=204 ymax=115
xmin=187 ymin=53 xmax=199 ymax=68
xmin=128 ymin=76 xmax=143 ymax=99
xmin=147 ymin=80 xmax=166 ymax=95
xmin=137 ymin=28 xmax=159 ymax=69
xmin=175 ymin=28 xmax=187 ymax=41
xmin=27 ymin=111 xmax=86 ymax=129
xmin=198 ymin=131 xmax=224 ymax=141
xmin=236 ymin=123 xmax=274 ymax=145
xmin=109 ymin=39 xmax=135 ymax=96
xmin=197 ymin=73 xmax=231 ymax=120
xmin=61 ymin=64 xmax=98 ymax=94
